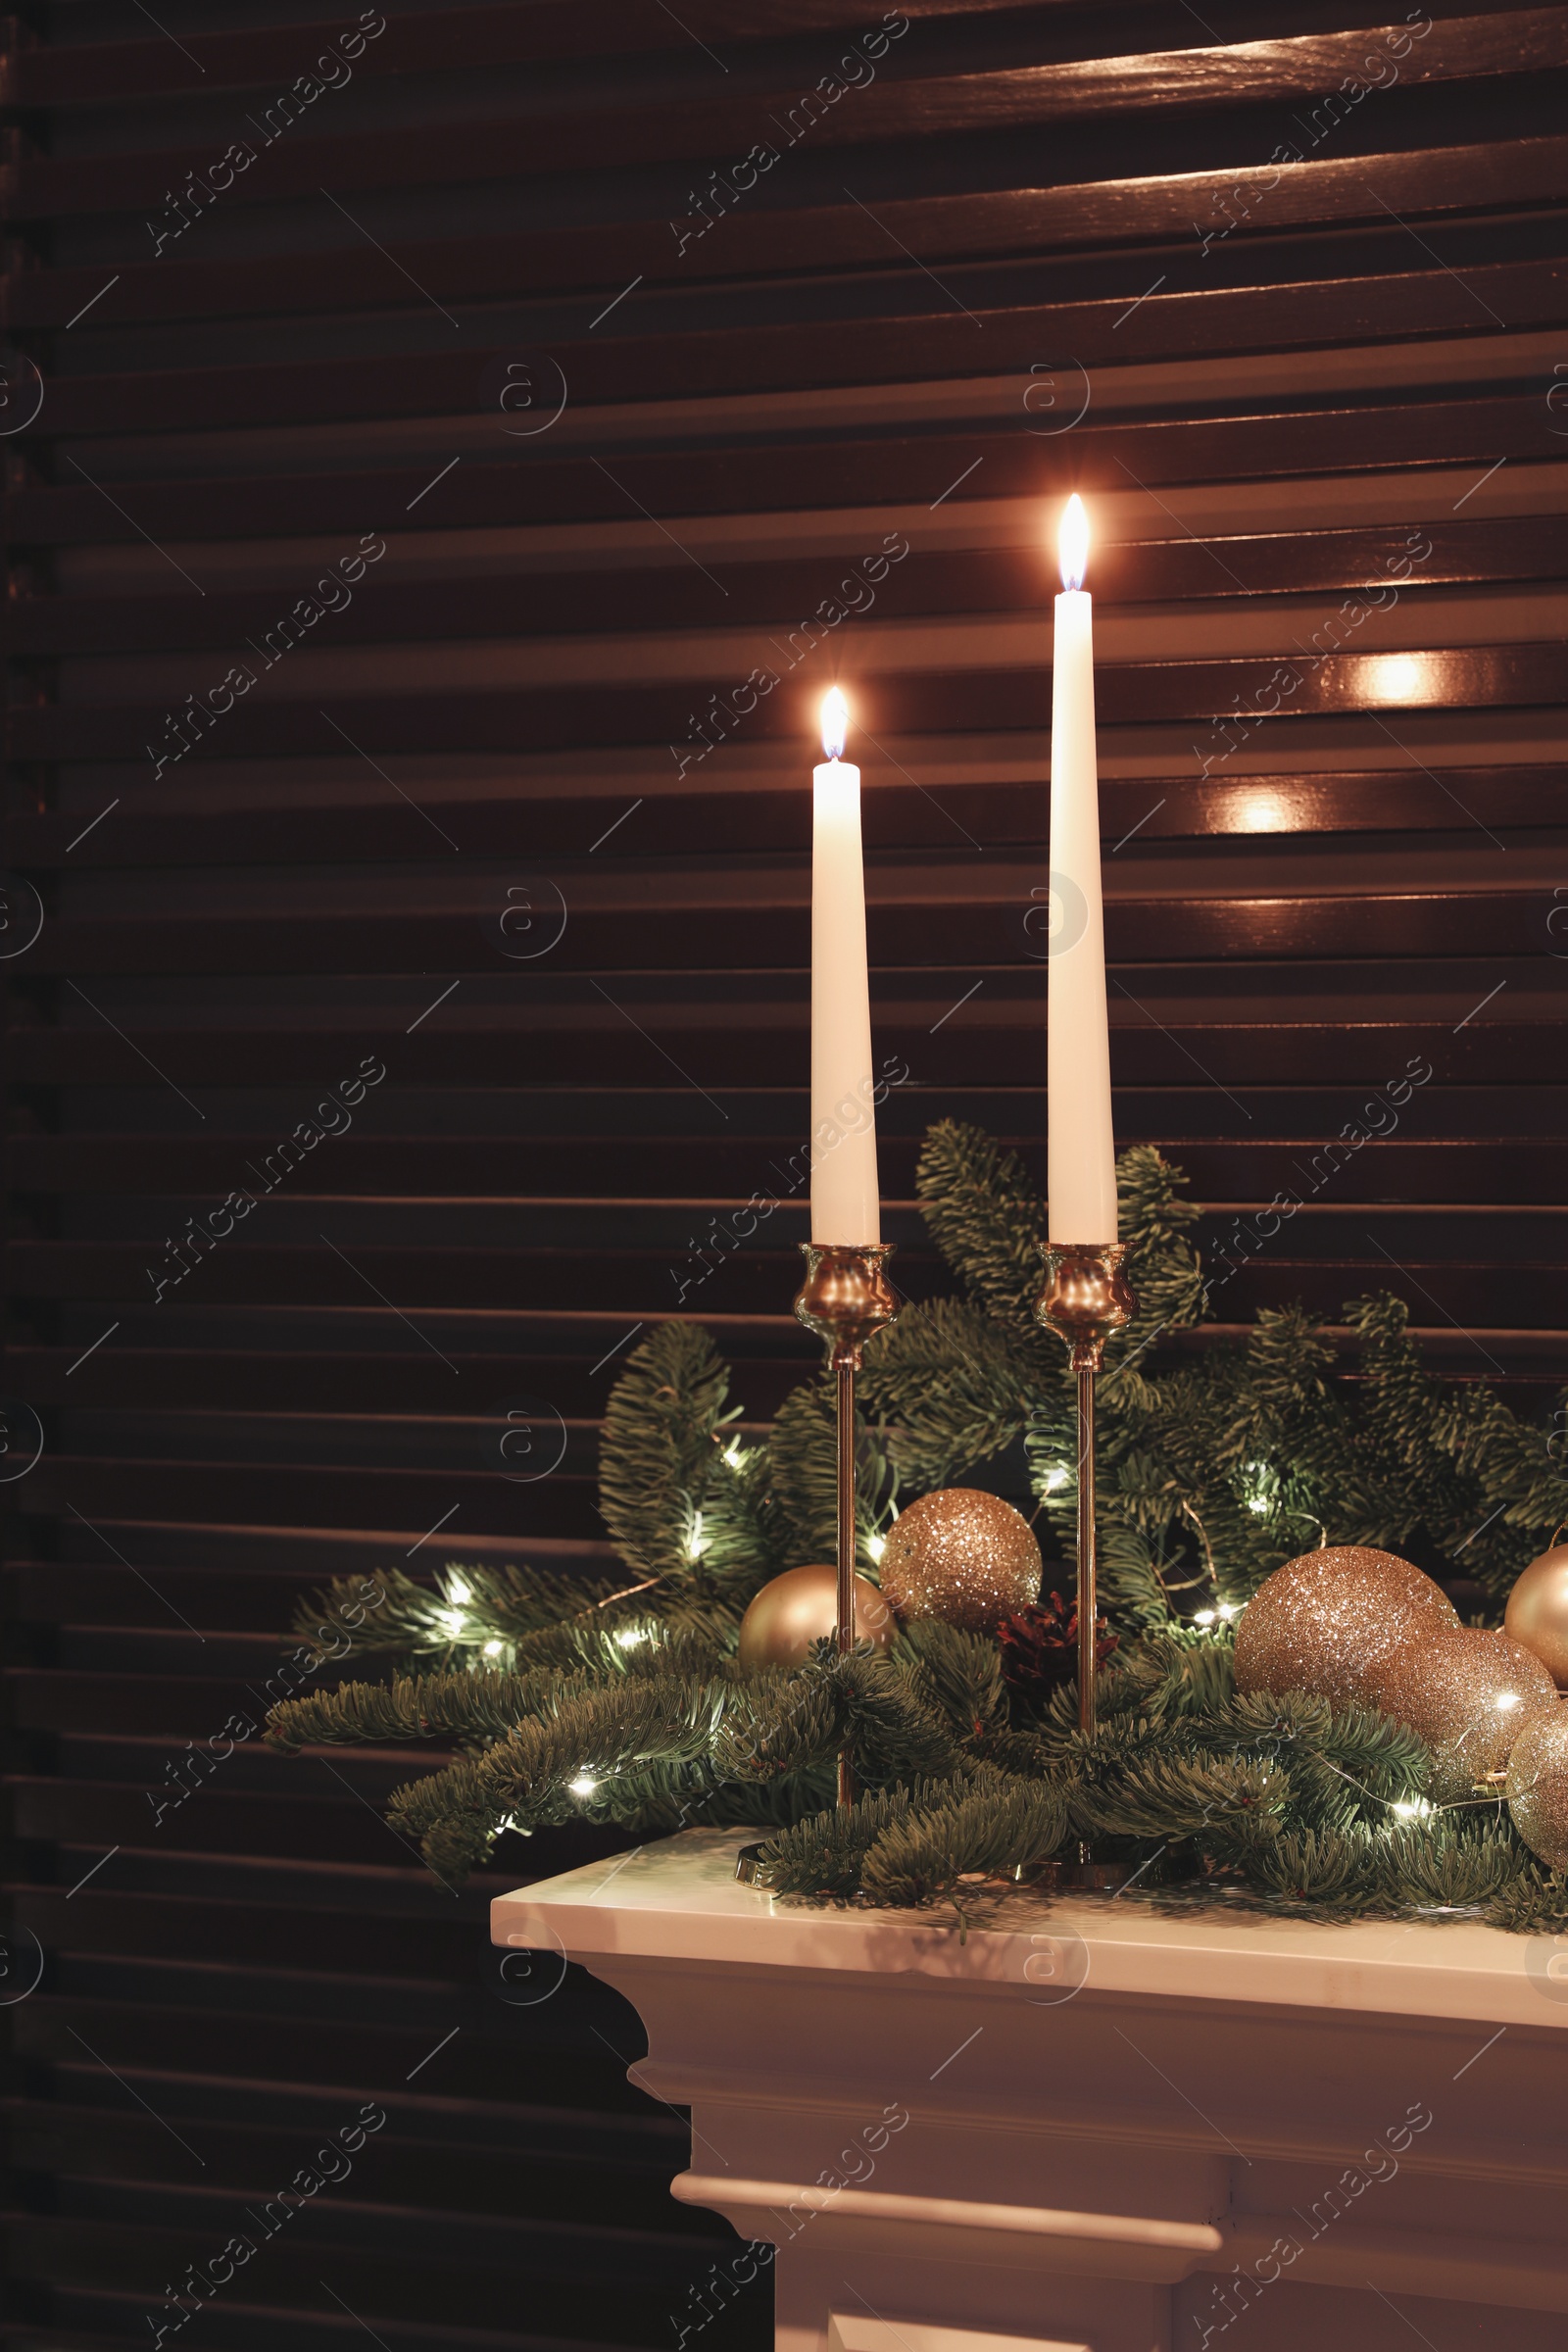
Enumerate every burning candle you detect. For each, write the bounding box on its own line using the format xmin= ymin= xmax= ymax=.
xmin=1047 ymin=494 xmax=1117 ymax=1244
xmin=810 ymin=686 xmax=881 ymax=1244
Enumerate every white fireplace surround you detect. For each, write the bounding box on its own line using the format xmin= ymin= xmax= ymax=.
xmin=492 ymin=1828 xmax=1568 ymax=2352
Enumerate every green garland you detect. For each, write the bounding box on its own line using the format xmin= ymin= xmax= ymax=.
xmin=266 ymin=1123 xmax=1568 ymax=1927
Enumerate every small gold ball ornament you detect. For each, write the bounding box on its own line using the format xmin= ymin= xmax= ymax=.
xmin=1367 ymin=1628 xmax=1560 ymax=1803
xmin=1505 ymin=1703 xmax=1568 ymax=1870
xmin=1234 ymin=1544 xmax=1459 ymax=1711
xmin=879 ymin=1487 xmax=1042 ymax=1635
xmin=1504 ymin=1544 xmax=1568 ymax=1690
xmin=736 ymin=1563 xmax=895 ymax=1671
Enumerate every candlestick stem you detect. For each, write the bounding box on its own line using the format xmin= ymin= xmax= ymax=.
xmin=794 ymin=1242 xmax=899 ymax=1810
xmin=835 ymin=1359 xmax=858 ymax=1805
xmin=1075 ymin=1364 xmax=1096 ymax=1738
xmin=1035 ymin=1242 xmax=1137 ymax=1743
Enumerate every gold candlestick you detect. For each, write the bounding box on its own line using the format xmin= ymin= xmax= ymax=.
xmin=1035 ymin=1242 xmax=1137 ymax=1741
xmin=794 ymin=1241 xmax=899 ymax=1807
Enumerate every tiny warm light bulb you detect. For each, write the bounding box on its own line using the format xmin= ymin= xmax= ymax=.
xmin=820 ymin=685 xmax=849 ymax=761
xmin=1058 ymin=493 xmax=1090 ymax=592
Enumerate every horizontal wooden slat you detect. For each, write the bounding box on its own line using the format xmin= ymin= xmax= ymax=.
xmin=12 ymin=520 xmax=1561 ymax=662
xmin=0 ymin=0 xmax=1034 ymax=108
xmin=9 ymin=1261 xmax=1566 ymax=1335
xmin=15 ymin=380 xmax=1562 ymax=555
xmin=12 ymin=1240 xmax=1566 ymax=1319
xmin=7 ymin=1016 xmax=1561 ymax=1088
xmin=6 ymin=1347 xmax=797 ymax=1418
xmin=9 ymin=770 xmax=1564 ymax=874
xmin=9 ymin=1135 xmax=1564 ymax=1200
xmin=13 ymin=885 xmax=1559 ymax=975
xmin=8 ymin=135 xmax=1565 ymax=329
xmin=7 ymin=13 xmax=1559 ymax=221
xmin=22 ymin=274 xmax=1567 ymax=442
xmin=17 ymin=650 xmax=1568 ymax=775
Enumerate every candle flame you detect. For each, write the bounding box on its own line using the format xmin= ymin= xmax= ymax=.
xmin=819 ymin=685 xmax=849 ymax=761
xmin=1058 ymin=493 xmax=1090 ymax=592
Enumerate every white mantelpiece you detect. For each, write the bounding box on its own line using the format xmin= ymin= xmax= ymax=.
xmin=492 ymin=1829 xmax=1568 ymax=2352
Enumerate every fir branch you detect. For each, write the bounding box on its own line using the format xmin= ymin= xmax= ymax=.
xmin=1372 ymin=1816 xmax=1520 ymax=1912
xmin=265 ymin=1665 xmax=564 ymax=1752
xmin=710 ymin=1662 xmax=845 ymax=1784
xmin=1113 ymin=1143 xmax=1206 ymax=1360
xmin=1088 ymin=1751 xmax=1289 ymax=1841
xmin=840 ymin=1646 xmax=964 ymax=1781
xmin=896 ymin=1620 xmax=1008 ymax=1744
xmin=697 ymin=1436 xmax=792 ymax=1594
xmin=1428 ymin=1378 xmax=1568 ymax=1596
xmin=389 ymin=1672 xmax=729 ymax=1877
xmin=753 ymin=1785 xmax=925 ymax=1900
xmin=863 ymin=1298 xmax=1042 ymax=1490
xmin=290 ymin=1560 xmax=625 ymax=1664
xmin=1488 ymin=1864 xmax=1568 ymax=1933
xmin=858 ymin=1777 xmax=1067 ymax=1909
xmin=1240 ymin=1824 xmax=1374 ymax=1906
xmin=599 ymin=1321 xmax=733 ymax=1584
xmin=766 ymin=1380 xmax=892 ymax=1567
xmin=915 ymin=1120 xmax=1052 ymax=1347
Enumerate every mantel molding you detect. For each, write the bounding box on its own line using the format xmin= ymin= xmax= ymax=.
xmin=494 ymin=1829 xmax=1568 ymax=2352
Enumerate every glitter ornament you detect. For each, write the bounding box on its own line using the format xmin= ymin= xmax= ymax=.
xmin=1503 ymin=1544 xmax=1568 ymax=1690
xmin=1505 ymin=1704 xmax=1568 ymax=1870
xmin=1367 ymin=1628 xmax=1560 ymax=1803
xmin=1233 ymin=1544 xmax=1459 ymax=1711
xmin=736 ymin=1563 xmax=895 ymax=1671
xmin=879 ymin=1487 xmax=1042 ymax=1635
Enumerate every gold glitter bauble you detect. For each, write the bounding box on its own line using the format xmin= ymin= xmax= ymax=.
xmin=1233 ymin=1545 xmax=1459 ymax=1710
xmin=1367 ymin=1628 xmax=1560 ymax=1803
xmin=1504 ymin=1544 xmax=1568 ymax=1690
xmin=879 ymin=1488 xmax=1042 ymax=1635
xmin=736 ymin=1564 xmax=894 ymax=1670
xmin=1505 ymin=1703 xmax=1568 ymax=1870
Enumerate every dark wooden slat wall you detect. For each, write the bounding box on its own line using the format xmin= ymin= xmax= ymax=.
xmin=2 ymin=0 xmax=1565 ymax=2343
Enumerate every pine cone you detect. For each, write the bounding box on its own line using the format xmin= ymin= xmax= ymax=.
xmin=996 ymin=1590 xmax=1118 ymax=1695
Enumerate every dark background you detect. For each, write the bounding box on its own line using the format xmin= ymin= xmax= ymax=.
xmin=2 ymin=1 xmax=1564 ymax=2344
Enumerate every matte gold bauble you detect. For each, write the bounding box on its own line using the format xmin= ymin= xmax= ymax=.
xmin=1367 ymin=1628 xmax=1560 ymax=1803
xmin=1504 ymin=1544 xmax=1568 ymax=1690
xmin=879 ymin=1487 xmax=1042 ymax=1635
xmin=736 ymin=1563 xmax=895 ymax=1671
xmin=1505 ymin=1703 xmax=1568 ymax=1870
xmin=1233 ymin=1545 xmax=1459 ymax=1710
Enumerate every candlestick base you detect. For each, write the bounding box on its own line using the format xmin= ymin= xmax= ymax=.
xmin=794 ymin=1243 xmax=899 ymax=1806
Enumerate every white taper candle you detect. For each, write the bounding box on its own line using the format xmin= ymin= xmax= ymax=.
xmin=810 ymin=687 xmax=881 ymax=1244
xmin=1048 ymin=495 xmax=1118 ymax=1244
